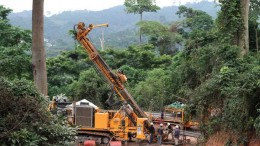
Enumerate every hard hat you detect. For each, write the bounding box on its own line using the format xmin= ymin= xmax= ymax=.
xmin=160 ymin=123 xmax=163 ymax=127
xmin=175 ymin=125 xmax=179 ymax=128
xmin=167 ymin=123 xmax=170 ymax=126
xmin=150 ymin=122 xmax=153 ymax=125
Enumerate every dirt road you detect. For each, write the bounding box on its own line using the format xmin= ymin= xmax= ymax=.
xmin=114 ymin=136 xmax=198 ymax=146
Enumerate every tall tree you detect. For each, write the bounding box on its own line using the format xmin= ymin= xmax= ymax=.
xmin=137 ymin=20 xmax=182 ymax=55
xmin=32 ymin=0 xmax=47 ymax=96
xmin=217 ymin=0 xmax=250 ymax=56
xmin=249 ymin=0 xmax=260 ymax=52
xmin=240 ymin=0 xmax=249 ymax=56
xmin=176 ymin=6 xmax=214 ymax=49
xmin=124 ymin=0 xmax=160 ymax=44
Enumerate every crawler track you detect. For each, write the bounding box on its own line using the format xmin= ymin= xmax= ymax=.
xmin=76 ymin=130 xmax=113 ymax=145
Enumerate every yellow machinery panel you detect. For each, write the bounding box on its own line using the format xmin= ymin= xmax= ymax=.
xmin=136 ymin=118 xmax=147 ymax=139
xmin=95 ymin=113 xmax=109 ymax=129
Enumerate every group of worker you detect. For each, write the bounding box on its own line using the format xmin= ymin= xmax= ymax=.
xmin=148 ymin=122 xmax=180 ymax=146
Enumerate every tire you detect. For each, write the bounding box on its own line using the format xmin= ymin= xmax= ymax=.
xmin=101 ymin=137 xmax=110 ymax=144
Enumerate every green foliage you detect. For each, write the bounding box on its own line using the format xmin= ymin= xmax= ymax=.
xmin=0 ymin=5 xmax=12 ymax=19
xmin=168 ymin=6 xmax=260 ymax=140
xmin=9 ymin=128 xmax=43 ymax=146
xmin=68 ymin=67 xmax=111 ymax=108
xmin=118 ymin=65 xmax=146 ymax=86
xmin=124 ymin=0 xmax=160 ymax=43
xmin=200 ymin=116 xmax=221 ymax=136
xmin=0 ymin=5 xmax=32 ymax=80
xmin=47 ymin=43 xmax=172 ymax=108
xmin=0 ymin=5 xmax=31 ymax=48
xmin=133 ymin=68 xmax=171 ymax=111
xmin=175 ymin=52 xmax=260 ymax=136
xmin=222 ymin=97 xmax=251 ymax=133
xmin=216 ymin=0 xmax=244 ymax=45
xmin=248 ymin=0 xmax=260 ymax=52
xmin=0 ymin=78 xmax=76 ymax=145
xmin=47 ymin=47 xmax=89 ymax=97
xmin=137 ymin=20 xmax=182 ymax=55
xmin=255 ymin=110 xmax=260 ymax=135
xmin=124 ymin=0 xmax=160 ymax=15
xmin=0 ymin=45 xmax=32 ymax=80
xmin=176 ymin=5 xmax=214 ymax=31
xmin=35 ymin=119 xmax=76 ymax=146
xmin=102 ymin=44 xmax=172 ymax=70
xmin=176 ymin=5 xmax=216 ymax=49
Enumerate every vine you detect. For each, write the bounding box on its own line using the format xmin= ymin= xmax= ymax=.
xmin=216 ymin=0 xmax=244 ymax=45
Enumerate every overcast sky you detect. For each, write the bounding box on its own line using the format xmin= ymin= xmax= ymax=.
xmin=0 ymin=0 xmax=211 ymax=15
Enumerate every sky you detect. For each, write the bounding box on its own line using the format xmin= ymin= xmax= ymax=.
xmin=0 ymin=0 xmax=211 ymax=15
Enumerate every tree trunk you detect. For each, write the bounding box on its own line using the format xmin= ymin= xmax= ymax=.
xmin=139 ymin=12 xmax=143 ymax=44
xmin=32 ymin=0 xmax=47 ymax=96
xmin=239 ymin=0 xmax=250 ymax=56
xmin=256 ymin=26 xmax=259 ymax=52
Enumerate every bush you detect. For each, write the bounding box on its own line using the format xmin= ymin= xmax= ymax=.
xmin=0 ymin=78 xmax=76 ymax=146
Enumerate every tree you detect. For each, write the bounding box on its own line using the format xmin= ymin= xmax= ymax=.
xmin=102 ymin=44 xmax=172 ymax=70
xmin=47 ymin=48 xmax=88 ymax=96
xmin=175 ymin=6 xmax=215 ymax=50
xmin=239 ymin=0 xmax=250 ymax=56
xmin=137 ymin=20 xmax=183 ymax=55
xmin=133 ymin=68 xmax=171 ymax=111
xmin=169 ymin=5 xmax=260 ymax=142
xmin=0 ymin=5 xmax=11 ymax=20
xmin=0 ymin=5 xmax=32 ymax=79
xmin=32 ymin=0 xmax=47 ymax=96
xmin=249 ymin=0 xmax=260 ymax=52
xmin=124 ymin=0 xmax=160 ymax=43
xmin=176 ymin=6 xmax=214 ymax=32
xmin=68 ymin=68 xmax=111 ymax=108
xmin=217 ymin=0 xmax=250 ymax=56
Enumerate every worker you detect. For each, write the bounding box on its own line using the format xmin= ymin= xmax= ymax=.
xmin=174 ymin=125 xmax=180 ymax=145
xmin=157 ymin=123 xmax=164 ymax=146
xmin=161 ymin=111 xmax=164 ymax=119
xmin=48 ymin=98 xmax=57 ymax=112
xmin=166 ymin=123 xmax=173 ymax=140
xmin=148 ymin=122 xmax=155 ymax=144
xmin=117 ymin=69 xmax=127 ymax=83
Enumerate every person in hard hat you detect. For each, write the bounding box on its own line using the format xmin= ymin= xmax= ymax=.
xmin=48 ymin=98 xmax=57 ymax=113
xmin=148 ymin=122 xmax=155 ymax=144
xmin=157 ymin=123 xmax=164 ymax=146
xmin=174 ymin=125 xmax=180 ymax=145
xmin=166 ymin=123 xmax=173 ymax=140
xmin=116 ymin=69 xmax=127 ymax=83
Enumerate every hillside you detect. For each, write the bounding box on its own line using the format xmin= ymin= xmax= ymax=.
xmin=8 ymin=1 xmax=220 ymax=56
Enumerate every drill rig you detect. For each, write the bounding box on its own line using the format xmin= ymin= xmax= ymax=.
xmin=69 ymin=22 xmax=150 ymax=144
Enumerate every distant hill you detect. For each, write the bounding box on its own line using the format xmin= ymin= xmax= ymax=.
xmin=8 ymin=1 xmax=220 ymax=56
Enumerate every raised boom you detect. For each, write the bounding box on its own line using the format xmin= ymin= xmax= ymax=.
xmin=75 ymin=22 xmax=148 ymax=128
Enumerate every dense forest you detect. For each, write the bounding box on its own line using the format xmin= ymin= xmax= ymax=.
xmin=0 ymin=0 xmax=260 ymax=145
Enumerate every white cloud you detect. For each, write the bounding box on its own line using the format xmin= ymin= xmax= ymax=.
xmin=0 ymin=0 xmax=32 ymax=12
xmin=0 ymin=0 xmax=213 ymax=15
xmin=44 ymin=0 xmax=126 ymax=14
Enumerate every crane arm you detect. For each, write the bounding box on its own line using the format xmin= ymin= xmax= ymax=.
xmin=75 ymin=22 xmax=148 ymax=127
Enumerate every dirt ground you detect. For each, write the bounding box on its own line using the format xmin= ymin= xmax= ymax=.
xmin=205 ymin=131 xmax=260 ymax=146
xmin=77 ymin=134 xmax=199 ymax=146
xmin=119 ymin=136 xmax=198 ymax=146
